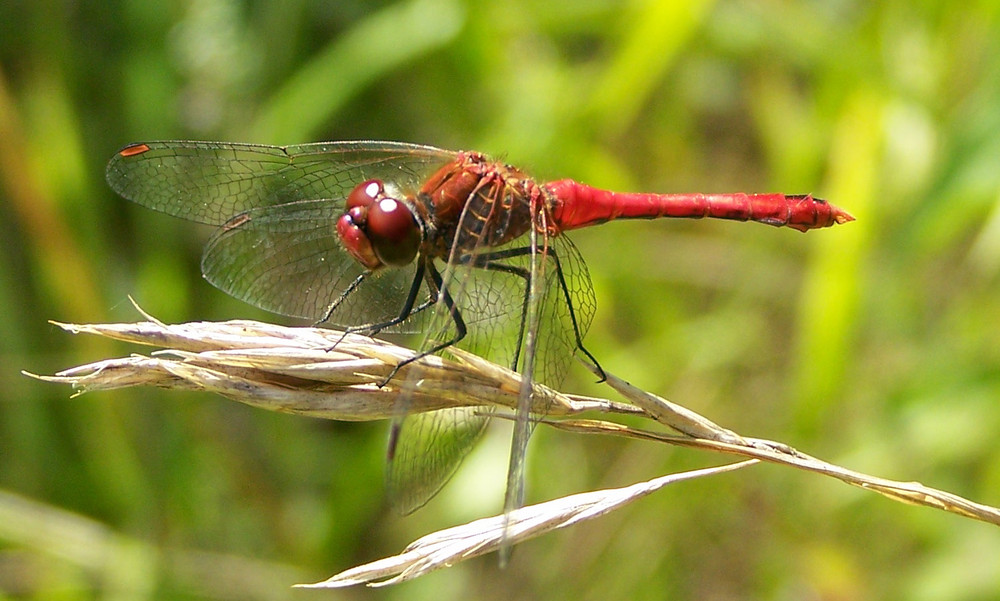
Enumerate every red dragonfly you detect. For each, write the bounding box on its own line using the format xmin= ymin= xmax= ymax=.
xmin=107 ymin=141 xmax=852 ymax=515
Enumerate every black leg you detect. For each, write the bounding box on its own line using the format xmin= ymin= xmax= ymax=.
xmin=321 ymin=263 xmax=436 ymax=341
xmin=467 ymin=258 xmax=532 ymax=371
xmin=381 ymin=259 xmax=468 ymax=384
xmin=317 ymin=271 xmax=369 ymax=324
xmin=342 ymin=262 xmax=429 ymax=336
xmin=466 ymin=244 xmax=604 ymax=379
xmin=549 ymin=248 xmax=603 ymax=380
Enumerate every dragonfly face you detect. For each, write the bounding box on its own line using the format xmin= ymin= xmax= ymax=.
xmin=338 ymin=179 xmax=422 ymax=269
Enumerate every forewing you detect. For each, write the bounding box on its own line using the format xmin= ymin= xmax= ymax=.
xmin=106 ymin=140 xmax=456 ymax=225
xmin=203 ymin=200 xmax=426 ymax=326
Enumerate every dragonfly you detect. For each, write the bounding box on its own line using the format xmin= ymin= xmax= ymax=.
xmin=106 ymin=140 xmax=853 ymax=516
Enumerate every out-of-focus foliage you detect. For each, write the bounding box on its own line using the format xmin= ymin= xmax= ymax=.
xmin=3 ymin=1 xmax=1000 ymax=599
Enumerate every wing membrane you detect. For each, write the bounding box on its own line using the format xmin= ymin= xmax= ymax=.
xmin=203 ymin=200 xmax=428 ymax=326
xmin=386 ymin=407 xmax=488 ymax=515
xmin=385 ymin=233 xmax=597 ymax=512
xmin=106 ymin=140 xmax=456 ymax=225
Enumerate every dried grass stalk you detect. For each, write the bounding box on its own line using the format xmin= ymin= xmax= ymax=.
xmin=27 ymin=311 xmax=637 ymax=422
xmin=26 ymin=308 xmax=1000 ymax=588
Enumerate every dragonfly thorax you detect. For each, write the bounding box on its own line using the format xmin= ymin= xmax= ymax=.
xmin=417 ymin=152 xmax=542 ymax=257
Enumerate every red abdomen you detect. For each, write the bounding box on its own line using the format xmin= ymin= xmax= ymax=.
xmin=545 ymin=179 xmax=854 ymax=233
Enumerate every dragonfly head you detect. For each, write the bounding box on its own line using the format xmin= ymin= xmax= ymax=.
xmin=337 ymin=179 xmax=421 ymax=269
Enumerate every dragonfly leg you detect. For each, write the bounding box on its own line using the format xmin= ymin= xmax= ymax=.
xmin=380 ymin=259 xmax=468 ymax=385
xmin=317 ymin=271 xmax=369 ymax=325
xmin=464 ymin=256 xmax=531 ymax=372
xmin=469 ymin=245 xmax=605 ymax=381
xmin=321 ymin=264 xmax=436 ymax=349
xmin=549 ymin=249 xmax=604 ymax=382
xmin=342 ymin=262 xmax=429 ymax=337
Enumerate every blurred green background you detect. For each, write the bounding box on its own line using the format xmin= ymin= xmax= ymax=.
xmin=3 ymin=0 xmax=1000 ymax=599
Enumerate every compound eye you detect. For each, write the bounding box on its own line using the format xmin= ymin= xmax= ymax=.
xmin=336 ymin=213 xmax=381 ymax=270
xmin=367 ymin=197 xmax=420 ymax=267
xmin=346 ymin=179 xmax=383 ymax=210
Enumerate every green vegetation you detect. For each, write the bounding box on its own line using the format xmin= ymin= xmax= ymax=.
xmin=3 ymin=1 xmax=1000 ymax=598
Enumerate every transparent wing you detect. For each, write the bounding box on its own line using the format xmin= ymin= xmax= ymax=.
xmin=499 ymin=232 xmax=597 ymax=523
xmin=532 ymin=235 xmax=597 ymax=388
xmin=202 ymin=199 xmax=428 ymax=325
xmin=385 ymin=228 xmax=596 ymax=513
xmin=385 ymin=407 xmax=488 ymax=515
xmin=107 ymin=140 xmax=454 ymax=326
xmin=106 ymin=140 xmax=457 ymax=225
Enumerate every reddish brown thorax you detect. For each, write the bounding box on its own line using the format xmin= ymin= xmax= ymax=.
xmin=416 ymin=152 xmax=545 ymax=257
